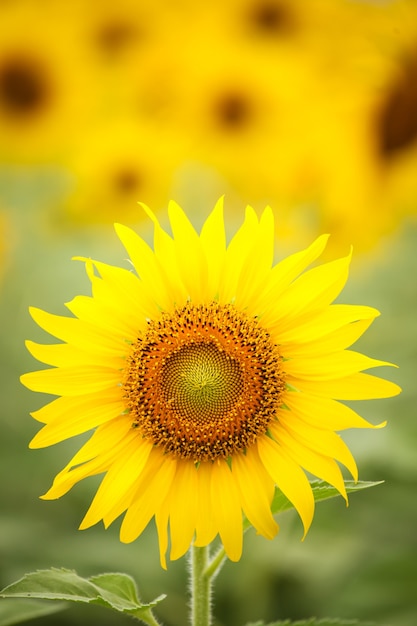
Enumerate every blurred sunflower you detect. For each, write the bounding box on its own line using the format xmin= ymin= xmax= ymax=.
xmin=62 ymin=120 xmax=187 ymax=225
xmin=301 ymin=0 xmax=417 ymax=255
xmin=0 ymin=1 xmax=95 ymax=163
xmin=173 ymin=34 xmax=315 ymax=211
xmin=66 ymin=0 xmax=171 ymax=117
xmin=21 ymin=199 xmax=400 ymax=568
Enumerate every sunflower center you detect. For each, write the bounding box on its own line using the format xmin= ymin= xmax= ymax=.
xmin=123 ymin=302 xmax=285 ymax=461
xmin=162 ymin=341 xmax=243 ymax=422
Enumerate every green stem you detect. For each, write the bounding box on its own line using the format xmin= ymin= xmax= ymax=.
xmin=130 ymin=607 xmax=162 ymax=626
xmin=203 ymin=546 xmax=227 ymax=581
xmin=189 ymin=545 xmax=212 ymax=626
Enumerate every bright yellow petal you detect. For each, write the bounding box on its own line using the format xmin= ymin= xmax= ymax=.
xmin=284 ymin=391 xmax=385 ymax=430
xmin=21 ymin=365 xmax=121 ymax=396
xmin=65 ymin=294 xmax=138 ymax=339
xmin=258 ymin=234 xmax=330 ymax=308
xmin=168 ymin=460 xmax=199 ymax=561
xmin=140 ymin=203 xmax=188 ymax=305
xmin=199 ymin=197 xmax=226 ymax=300
xmin=257 ymin=434 xmax=315 ymax=537
xmin=114 ymin=223 xmax=172 ymax=310
xmin=194 ymin=461 xmax=217 ymax=547
xmin=30 ymin=392 xmax=124 ymax=447
xmin=271 ymin=416 xmax=358 ymax=488
xmin=233 ymin=447 xmax=278 ymax=540
xmin=218 ymin=205 xmax=259 ymax=303
xmin=25 ymin=340 xmax=124 ymax=369
xmin=168 ymin=200 xmax=208 ymax=301
xmin=210 ymin=459 xmax=243 ymax=562
xmin=155 ymin=494 xmax=170 ymax=570
xmin=80 ymin=437 xmax=153 ymax=529
xmin=27 ymin=307 xmax=126 ymax=356
xmin=120 ymin=453 xmax=177 ymax=544
xmin=263 ymin=251 xmax=352 ymax=331
xmin=42 ymin=419 xmax=134 ymax=499
xmin=276 ymin=304 xmax=380 ymax=346
xmin=297 ymin=372 xmax=401 ymax=400
xmin=234 ymin=206 xmax=275 ymax=312
xmin=76 ymin=256 xmax=160 ymax=322
xmin=284 ymin=351 xmax=395 ymax=381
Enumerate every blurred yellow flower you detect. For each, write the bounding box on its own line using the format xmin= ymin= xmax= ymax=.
xmin=62 ymin=120 xmax=188 ymax=224
xmin=21 ymin=199 xmax=400 ymax=568
xmin=300 ymin=0 xmax=417 ymax=255
xmin=0 ymin=1 xmax=94 ymax=164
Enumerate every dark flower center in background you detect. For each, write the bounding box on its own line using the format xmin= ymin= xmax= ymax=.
xmin=0 ymin=55 xmax=50 ymax=118
xmin=377 ymin=51 xmax=417 ymax=158
xmin=213 ymin=91 xmax=252 ymax=130
xmin=113 ymin=167 xmax=142 ymax=195
xmin=95 ymin=20 xmax=141 ymax=56
xmin=246 ymin=0 xmax=295 ymax=36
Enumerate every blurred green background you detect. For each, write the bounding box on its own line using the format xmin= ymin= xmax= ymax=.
xmin=0 ymin=1 xmax=416 ymax=625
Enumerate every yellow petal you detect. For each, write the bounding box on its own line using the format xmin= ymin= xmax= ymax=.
xmin=120 ymin=453 xmax=177 ymax=544
xmin=218 ymin=205 xmax=258 ymax=303
xmin=42 ymin=419 xmax=134 ymax=499
xmin=76 ymin=256 xmax=160 ymax=322
xmin=140 ymin=203 xmax=188 ymax=305
xmin=30 ymin=392 xmax=124 ymax=447
xmin=271 ymin=422 xmax=348 ymax=501
xmin=276 ymin=304 xmax=380 ymax=345
xmin=234 ymin=206 xmax=275 ymax=312
xmin=168 ymin=460 xmax=198 ymax=561
xmin=155 ymin=494 xmax=170 ymax=570
xmin=168 ymin=200 xmax=208 ymax=301
xmin=284 ymin=351 xmax=395 ymax=381
xmin=200 ymin=197 xmax=226 ymax=300
xmin=21 ymin=365 xmax=121 ymax=396
xmin=25 ymin=340 xmax=124 ymax=369
xmin=257 ymin=434 xmax=314 ymax=537
xmin=283 ymin=391 xmax=385 ymax=431
xmin=28 ymin=307 xmax=126 ymax=356
xmin=296 ymin=372 xmax=401 ymax=400
xmin=115 ymin=223 xmax=172 ymax=310
xmin=264 ymin=251 xmax=352 ymax=331
xmin=194 ymin=461 xmax=217 ymax=547
xmin=274 ymin=415 xmax=358 ymax=481
xmin=80 ymin=437 xmax=153 ymax=529
xmin=65 ymin=294 xmax=138 ymax=339
xmin=210 ymin=459 xmax=243 ymax=561
xmin=233 ymin=448 xmax=278 ymax=540
xmin=259 ymin=234 xmax=330 ymax=307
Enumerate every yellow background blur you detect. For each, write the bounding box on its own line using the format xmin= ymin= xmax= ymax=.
xmin=0 ymin=1 xmax=415 ymax=624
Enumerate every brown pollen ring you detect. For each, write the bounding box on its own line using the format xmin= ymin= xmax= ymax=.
xmin=123 ymin=302 xmax=285 ymax=461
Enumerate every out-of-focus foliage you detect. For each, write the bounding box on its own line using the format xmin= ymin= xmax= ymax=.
xmin=0 ymin=0 xmax=416 ymax=625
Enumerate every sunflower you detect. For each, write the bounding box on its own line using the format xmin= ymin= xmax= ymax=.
xmin=0 ymin=1 xmax=95 ymax=164
xmin=62 ymin=119 xmax=187 ymax=225
xmin=298 ymin=0 xmax=417 ymax=254
xmin=21 ymin=199 xmax=400 ymax=568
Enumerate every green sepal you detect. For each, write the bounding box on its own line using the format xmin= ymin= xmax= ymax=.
xmin=0 ymin=568 xmax=165 ymax=622
xmin=271 ymin=480 xmax=383 ymax=517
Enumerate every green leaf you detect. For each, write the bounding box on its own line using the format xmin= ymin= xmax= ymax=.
xmin=0 ymin=598 xmax=66 ymax=626
xmin=271 ymin=480 xmax=383 ymax=517
xmin=246 ymin=617 xmax=377 ymax=626
xmin=0 ymin=568 xmax=165 ymax=618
